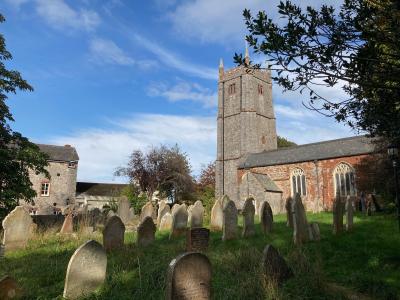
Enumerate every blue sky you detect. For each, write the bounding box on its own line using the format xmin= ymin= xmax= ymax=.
xmin=2 ymin=0 xmax=355 ymax=183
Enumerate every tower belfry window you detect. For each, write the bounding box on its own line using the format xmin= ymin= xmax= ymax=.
xmin=228 ymin=83 xmax=236 ymax=95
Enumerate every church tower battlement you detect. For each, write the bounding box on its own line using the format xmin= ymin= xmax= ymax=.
xmin=215 ymin=50 xmax=278 ymax=204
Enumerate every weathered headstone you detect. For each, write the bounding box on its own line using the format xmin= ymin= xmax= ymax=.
xmin=222 ymin=199 xmax=238 ymax=241
xmin=308 ymin=222 xmax=321 ymax=241
xmin=260 ymin=201 xmax=273 ymax=234
xmin=292 ymin=194 xmax=309 ymax=245
xmin=159 ymin=213 xmax=173 ymax=231
xmin=106 ymin=210 xmax=115 ymax=220
xmin=137 ymin=216 xmax=156 ymax=247
xmin=242 ymin=198 xmax=255 ymax=238
xmin=140 ymin=201 xmax=155 ymax=221
xmin=117 ymin=196 xmax=131 ymax=224
xmin=186 ymin=228 xmax=210 ymax=252
xmin=166 ymin=252 xmax=212 ymax=300
xmin=170 ymin=205 xmax=188 ymax=239
xmin=345 ymin=196 xmax=354 ymax=231
xmin=210 ymin=198 xmax=223 ymax=231
xmin=60 ymin=214 xmax=74 ymax=234
xmin=63 ymin=240 xmax=107 ymax=300
xmin=285 ymin=197 xmax=294 ymax=228
xmin=333 ymin=195 xmax=344 ymax=235
xmin=2 ymin=206 xmax=33 ymax=252
xmin=0 ymin=276 xmax=22 ymax=299
xmin=159 ymin=200 xmax=167 ymax=213
xmin=102 ymin=216 xmax=125 ymax=251
xmin=188 ymin=201 xmax=204 ymax=228
xmin=157 ymin=204 xmax=171 ymax=227
xmin=262 ymin=245 xmax=293 ymax=285
xmin=171 ymin=204 xmax=180 ymax=215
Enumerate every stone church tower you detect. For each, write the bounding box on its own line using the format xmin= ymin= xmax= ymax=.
xmin=215 ymin=50 xmax=278 ymax=204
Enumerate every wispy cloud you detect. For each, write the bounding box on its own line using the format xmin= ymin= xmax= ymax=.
xmin=147 ymin=81 xmax=217 ymax=107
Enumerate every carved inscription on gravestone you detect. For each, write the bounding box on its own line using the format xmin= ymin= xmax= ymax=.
xmin=186 ymin=228 xmax=210 ymax=252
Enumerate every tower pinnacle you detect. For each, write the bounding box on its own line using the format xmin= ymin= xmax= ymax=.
xmin=219 ymin=58 xmax=224 ymax=78
xmin=244 ymin=43 xmax=250 ymax=66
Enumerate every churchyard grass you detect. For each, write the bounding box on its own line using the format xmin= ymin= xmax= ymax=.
xmin=1 ymin=213 xmax=399 ymax=299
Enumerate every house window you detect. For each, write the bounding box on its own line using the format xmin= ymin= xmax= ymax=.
xmin=258 ymin=84 xmax=263 ymax=95
xmin=41 ymin=182 xmax=50 ymax=196
xmin=334 ymin=163 xmax=356 ymax=196
xmin=68 ymin=161 xmax=76 ymax=168
xmin=228 ymin=83 xmax=236 ymax=95
xmin=291 ymin=168 xmax=306 ymax=196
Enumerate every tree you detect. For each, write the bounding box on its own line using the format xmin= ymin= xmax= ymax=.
xmin=235 ymin=0 xmax=400 ymax=143
xmin=115 ymin=144 xmax=194 ymax=203
xmin=198 ymin=161 xmax=215 ymax=189
xmin=277 ymin=136 xmax=297 ymax=148
xmin=0 ymin=14 xmax=49 ymax=222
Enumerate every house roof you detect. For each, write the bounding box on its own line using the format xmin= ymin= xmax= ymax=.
xmin=37 ymin=144 xmax=79 ymax=162
xmin=239 ymin=135 xmax=376 ymax=169
xmin=251 ymin=172 xmax=282 ymax=193
xmin=76 ymin=182 xmax=128 ymax=197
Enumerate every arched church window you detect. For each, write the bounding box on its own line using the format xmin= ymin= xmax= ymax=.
xmin=333 ymin=163 xmax=356 ymax=196
xmin=291 ymin=168 xmax=306 ymax=196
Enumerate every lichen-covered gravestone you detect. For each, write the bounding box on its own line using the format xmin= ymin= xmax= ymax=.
xmin=160 ymin=213 xmax=173 ymax=231
xmin=102 ymin=216 xmax=125 ymax=251
xmin=333 ymin=195 xmax=344 ymax=235
xmin=117 ymin=196 xmax=131 ymax=224
xmin=242 ymin=198 xmax=255 ymax=238
xmin=170 ymin=205 xmax=188 ymax=239
xmin=285 ymin=197 xmax=293 ymax=228
xmin=222 ymin=199 xmax=238 ymax=241
xmin=137 ymin=216 xmax=156 ymax=247
xmin=188 ymin=201 xmax=204 ymax=228
xmin=210 ymin=198 xmax=223 ymax=231
xmin=0 ymin=275 xmax=22 ymax=299
xmin=2 ymin=206 xmax=33 ymax=253
xmin=63 ymin=240 xmax=107 ymax=300
xmin=140 ymin=202 xmax=155 ymax=221
xmin=60 ymin=214 xmax=74 ymax=234
xmin=345 ymin=196 xmax=354 ymax=231
xmin=166 ymin=252 xmax=212 ymax=300
xmin=260 ymin=201 xmax=273 ymax=234
xmin=292 ymin=194 xmax=309 ymax=245
xmin=262 ymin=244 xmax=293 ymax=285
xmin=157 ymin=204 xmax=171 ymax=228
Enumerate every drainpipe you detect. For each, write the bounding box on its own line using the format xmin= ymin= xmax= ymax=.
xmin=314 ymin=160 xmax=321 ymax=212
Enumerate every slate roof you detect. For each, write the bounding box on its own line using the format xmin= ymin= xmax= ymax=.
xmin=240 ymin=135 xmax=376 ymax=169
xmin=251 ymin=172 xmax=282 ymax=193
xmin=76 ymin=182 xmax=128 ymax=196
xmin=37 ymin=144 xmax=79 ymax=162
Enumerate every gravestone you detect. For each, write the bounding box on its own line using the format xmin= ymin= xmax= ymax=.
xmin=188 ymin=201 xmax=204 ymax=228
xmin=137 ymin=216 xmax=156 ymax=247
xmin=260 ymin=201 xmax=273 ymax=234
xmin=159 ymin=213 xmax=173 ymax=231
xmin=60 ymin=214 xmax=74 ymax=234
xmin=292 ymin=194 xmax=309 ymax=245
xmin=345 ymin=196 xmax=354 ymax=231
xmin=333 ymin=195 xmax=344 ymax=235
xmin=210 ymin=198 xmax=223 ymax=231
xmin=186 ymin=228 xmax=210 ymax=252
xmin=171 ymin=204 xmax=180 ymax=215
xmin=262 ymin=245 xmax=293 ymax=285
xmin=140 ymin=202 xmax=155 ymax=221
xmin=222 ymin=199 xmax=238 ymax=241
xmin=242 ymin=198 xmax=255 ymax=238
xmin=166 ymin=252 xmax=211 ymax=300
xmin=2 ymin=206 xmax=33 ymax=252
xmin=106 ymin=210 xmax=115 ymax=220
xmin=117 ymin=196 xmax=131 ymax=224
xmin=63 ymin=240 xmax=107 ymax=300
xmin=170 ymin=205 xmax=188 ymax=239
xmin=159 ymin=200 xmax=167 ymax=213
xmin=308 ymin=222 xmax=321 ymax=241
xmin=0 ymin=276 xmax=22 ymax=299
xmin=102 ymin=216 xmax=125 ymax=251
xmin=285 ymin=197 xmax=294 ymax=228
xmin=157 ymin=204 xmax=171 ymax=227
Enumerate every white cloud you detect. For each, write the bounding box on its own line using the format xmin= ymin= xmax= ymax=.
xmin=147 ymin=81 xmax=217 ymax=107
xmin=4 ymin=0 xmax=30 ymax=8
xmin=274 ymin=104 xmax=314 ymax=119
xmin=35 ymin=0 xmax=100 ymax=32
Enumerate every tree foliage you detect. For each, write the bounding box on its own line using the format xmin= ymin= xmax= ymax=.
xmin=115 ymin=144 xmax=194 ymax=203
xmin=277 ymin=136 xmax=297 ymax=148
xmin=235 ymin=0 xmax=400 ymax=143
xmin=197 ymin=161 xmax=215 ymax=189
xmin=0 ymin=14 xmax=49 ymax=222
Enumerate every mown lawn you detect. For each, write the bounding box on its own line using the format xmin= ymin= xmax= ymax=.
xmin=1 ymin=212 xmax=399 ymax=299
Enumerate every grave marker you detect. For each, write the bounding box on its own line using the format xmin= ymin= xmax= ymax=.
xmin=242 ymin=198 xmax=255 ymax=238
xmin=0 ymin=276 xmax=22 ymax=299
xmin=262 ymin=245 xmax=293 ymax=285
xmin=188 ymin=201 xmax=204 ymax=228
xmin=222 ymin=199 xmax=238 ymax=241
xmin=137 ymin=216 xmax=156 ymax=247
xmin=186 ymin=228 xmax=210 ymax=252
xmin=102 ymin=216 xmax=125 ymax=251
xmin=60 ymin=214 xmax=74 ymax=234
xmin=292 ymin=194 xmax=309 ymax=245
xmin=170 ymin=205 xmax=188 ymax=239
xmin=260 ymin=201 xmax=273 ymax=234
xmin=159 ymin=213 xmax=173 ymax=231
xmin=210 ymin=198 xmax=223 ymax=231
xmin=2 ymin=206 xmax=33 ymax=252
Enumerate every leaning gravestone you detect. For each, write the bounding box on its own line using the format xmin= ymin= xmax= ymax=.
xmin=159 ymin=213 xmax=173 ymax=231
xmin=102 ymin=216 xmax=125 ymax=251
xmin=140 ymin=201 xmax=155 ymax=221
xmin=117 ymin=196 xmax=131 ymax=224
xmin=170 ymin=205 xmax=188 ymax=239
xmin=242 ymin=198 xmax=255 ymax=238
xmin=60 ymin=214 xmax=74 ymax=234
xmin=166 ymin=252 xmax=211 ymax=300
xmin=210 ymin=198 xmax=223 ymax=231
xmin=0 ymin=275 xmax=22 ymax=299
xmin=137 ymin=216 xmax=156 ymax=247
xmin=285 ymin=197 xmax=294 ymax=228
xmin=345 ymin=196 xmax=354 ymax=232
xmin=63 ymin=240 xmax=107 ymax=300
xmin=186 ymin=228 xmax=210 ymax=252
xmin=292 ymin=194 xmax=309 ymax=245
xmin=157 ymin=204 xmax=171 ymax=227
xmin=262 ymin=245 xmax=293 ymax=285
xmin=333 ymin=195 xmax=344 ymax=235
xmin=2 ymin=206 xmax=33 ymax=253
xmin=260 ymin=201 xmax=273 ymax=234
xmin=222 ymin=199 xmax=238 ymax=241
xmin=189 ymin=201 xmax=204 ymax=228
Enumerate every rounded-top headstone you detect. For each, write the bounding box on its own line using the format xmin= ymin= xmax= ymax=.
xmin=260 ymin=201 xmax=273 ymax=234
xmin=210 ymin=198 xmax=223 ymax=231
xmin=242 ymin=197 xmax=255 ymax=237
xmin=102 ymin=215 xmax=125 ymax=251
xmin=292 ymin=194 xmax=309 ymax=245
xmin=189 ymin=201 xmax=204 ymax=228
xmin=2 ymin=206 xmax=33 ymax=252
xmin=117 ymin=196 xmax=131 ymax=224
xmin=262 ymin=244 xmax=293 ymax=285
xmin=166 ymin=252 xmax=212 ymax=300
xmin=171 ymin=204 xmax=180 ymax=215
xmin=140 ymin=202 xmax=155 ymax=221
xmin=63 ymin=240 xmax=107 ymax=300
xmin=222 ymin=199 xmax=238 ymax=241
xmin=137 ymin=216 xmax=156 ymax=247
xmin=157 ymin=204 xmax=171 ymax=227
xmin=0 ymin=275 xmax=22 ymax=299
xmin=170 ymin=204 xmax=188 ymax=239
xmin=159 ymin=213 xmax=173 ymax=231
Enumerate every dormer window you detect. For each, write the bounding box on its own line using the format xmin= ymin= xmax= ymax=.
xmin=228 ymin=83 xmax=236 ymax=95
xmin=258 ymin=84 xmax=264 ymax=95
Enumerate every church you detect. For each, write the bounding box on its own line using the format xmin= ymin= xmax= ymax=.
xmin=215 ymin=51 xmax=376 ymax=215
